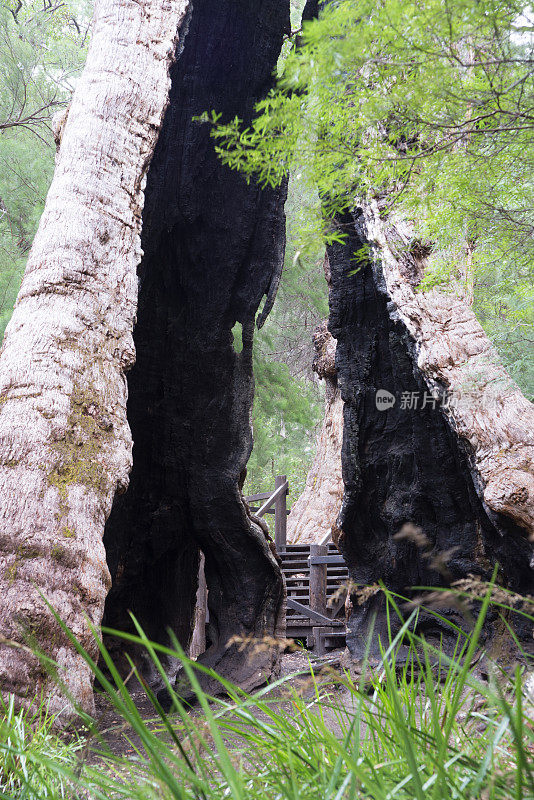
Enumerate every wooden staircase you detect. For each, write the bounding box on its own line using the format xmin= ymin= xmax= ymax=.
xmin=281 ymin=542 xmax=348 ymax=653
xmin=246 ymin=476 xmax=349 ymax=654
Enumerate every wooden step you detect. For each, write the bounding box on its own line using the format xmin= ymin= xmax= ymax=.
xmin=282 ymin=567 xmax=348 ymax=578
xmin=281 ymin=541 xmax=348 ymax=654
xmin=287 ymin=614 xmax=344 ymax=624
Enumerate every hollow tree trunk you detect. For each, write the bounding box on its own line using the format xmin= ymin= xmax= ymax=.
xmin=0 ymin=0 xmax=190 ymax=717
xmin=103 ymin=0 xmax=289 ymax=696
xmin=328 ymin=203 xmax=534 ymax=662
xmin=287 ymin=319 xmax=344 ymax=544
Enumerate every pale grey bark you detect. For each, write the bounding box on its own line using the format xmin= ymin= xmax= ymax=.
xmin=363 ymin=201 xmax=534 ymax=540
xmin=189 ymin=554 xmax=207 ymax=660
xmin=287 ymin=320 xmax=344 ymax=545
xmin=0 ymin=0 xmax=189 ymax=719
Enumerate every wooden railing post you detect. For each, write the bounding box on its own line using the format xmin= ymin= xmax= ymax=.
xmin=309 ymin=543 xmax=327 ymax=617
xmin=274 ymin=474 xmax=287 ymax=553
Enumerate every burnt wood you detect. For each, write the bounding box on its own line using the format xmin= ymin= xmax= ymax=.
xmin=103 ymin=0 xmax=290 ymax=690
xmin=328 ymin=209 xmax=534 ymax=663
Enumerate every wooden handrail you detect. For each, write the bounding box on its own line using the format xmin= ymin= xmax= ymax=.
xmin=244 ymin=475 xmax=289 ymax=552
xmin=256 ymin=479 xmax=288 ymax=517
xmin=286 ymin=598 xmax=343 ymax=626
xmin=318 ymin=529 xmax=333 ymax=547
xmin=245 ymin=491 xmax=273 ymax=503
xmin=308 ymin=554 xmax=345 ymax=566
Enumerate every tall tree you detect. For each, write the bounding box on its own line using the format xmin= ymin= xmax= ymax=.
xmin=328 ymin=202 xmax=534 ymax=659
xmin=0 ymin=0 xmax=91 ymax=337
xmin=0 ymin=0 xmax=190 ymax=718
xmin=102 ymin=0 xmax=290 ymax=699
xmin=211 ymin=0 xmax=534 ymax=657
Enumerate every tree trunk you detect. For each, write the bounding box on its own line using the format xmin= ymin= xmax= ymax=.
xmin=287 ymin=319 xmax=344 ymax=544
xmin=103 ymin=0 xmax=289 ymax=699
xmin=0 ymin=0 xmax=190 ymax=718
xmin=328 ymin=203 xmax=534 ymax=662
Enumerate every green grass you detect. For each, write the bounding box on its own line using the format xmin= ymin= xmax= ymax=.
xmin=0 ymin=693 xmax=81 ymax=799
xmin=1 ymin=585 xmax=532 ymax=799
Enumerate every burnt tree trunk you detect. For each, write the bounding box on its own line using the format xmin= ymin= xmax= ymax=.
xmin=328 ymin=204 xmax=534 ymax=662
xmin=103 ymin=0 xmax=289 ymax=692
xmin=0 ymin=0 xmax=190 ymax=718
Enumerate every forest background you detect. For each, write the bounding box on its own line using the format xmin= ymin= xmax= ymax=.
xmin=1 ymin=0 xmax=532 ymax=502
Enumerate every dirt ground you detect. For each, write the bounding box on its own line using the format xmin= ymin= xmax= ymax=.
xmin=84 ymin=649 xmax=348 ymax=765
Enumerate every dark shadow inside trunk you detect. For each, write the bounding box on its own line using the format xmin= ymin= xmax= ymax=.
xmin=102 ymin=0 xmax=289 ymax=689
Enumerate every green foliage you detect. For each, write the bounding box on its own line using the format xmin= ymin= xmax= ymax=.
xmin=0 ymin=0 xmax=90 ymax=339
xmin=474 ymin=257 xmax=534 ymax=399
xmin=246 ymin=172 xmax=328 ymax=500
xmin=0 ymin=693 xmax=80 ymax=799
xmin=4 ymin=586 xmax=534 ymax=799
xmin=211 ymin=0 xmax=534 ymax=399
xmin=247 ymin=360 xmax=323 ymax=499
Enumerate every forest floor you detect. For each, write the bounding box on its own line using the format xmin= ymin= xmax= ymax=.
xmin=87 ymin=649 xmax=348 ymax=764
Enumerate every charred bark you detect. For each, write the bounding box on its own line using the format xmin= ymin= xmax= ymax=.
xmin=103 ymin=0 xmax=289 ymax=692
xmin=328 ymin=206 xmax=534 ymax=662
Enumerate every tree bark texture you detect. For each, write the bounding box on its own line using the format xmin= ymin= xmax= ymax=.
xmin=103 ymin=0 xmax=289 ymax=695
xmin=287 ymin=320 xmax=344 ymax=544
xmin=328 ymin=204 xmax=534 ymax=662
xmin=0 ymin=0 xmax=190 ymax=717
xmin=189 ymin=553 xmax=207 ymax=660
